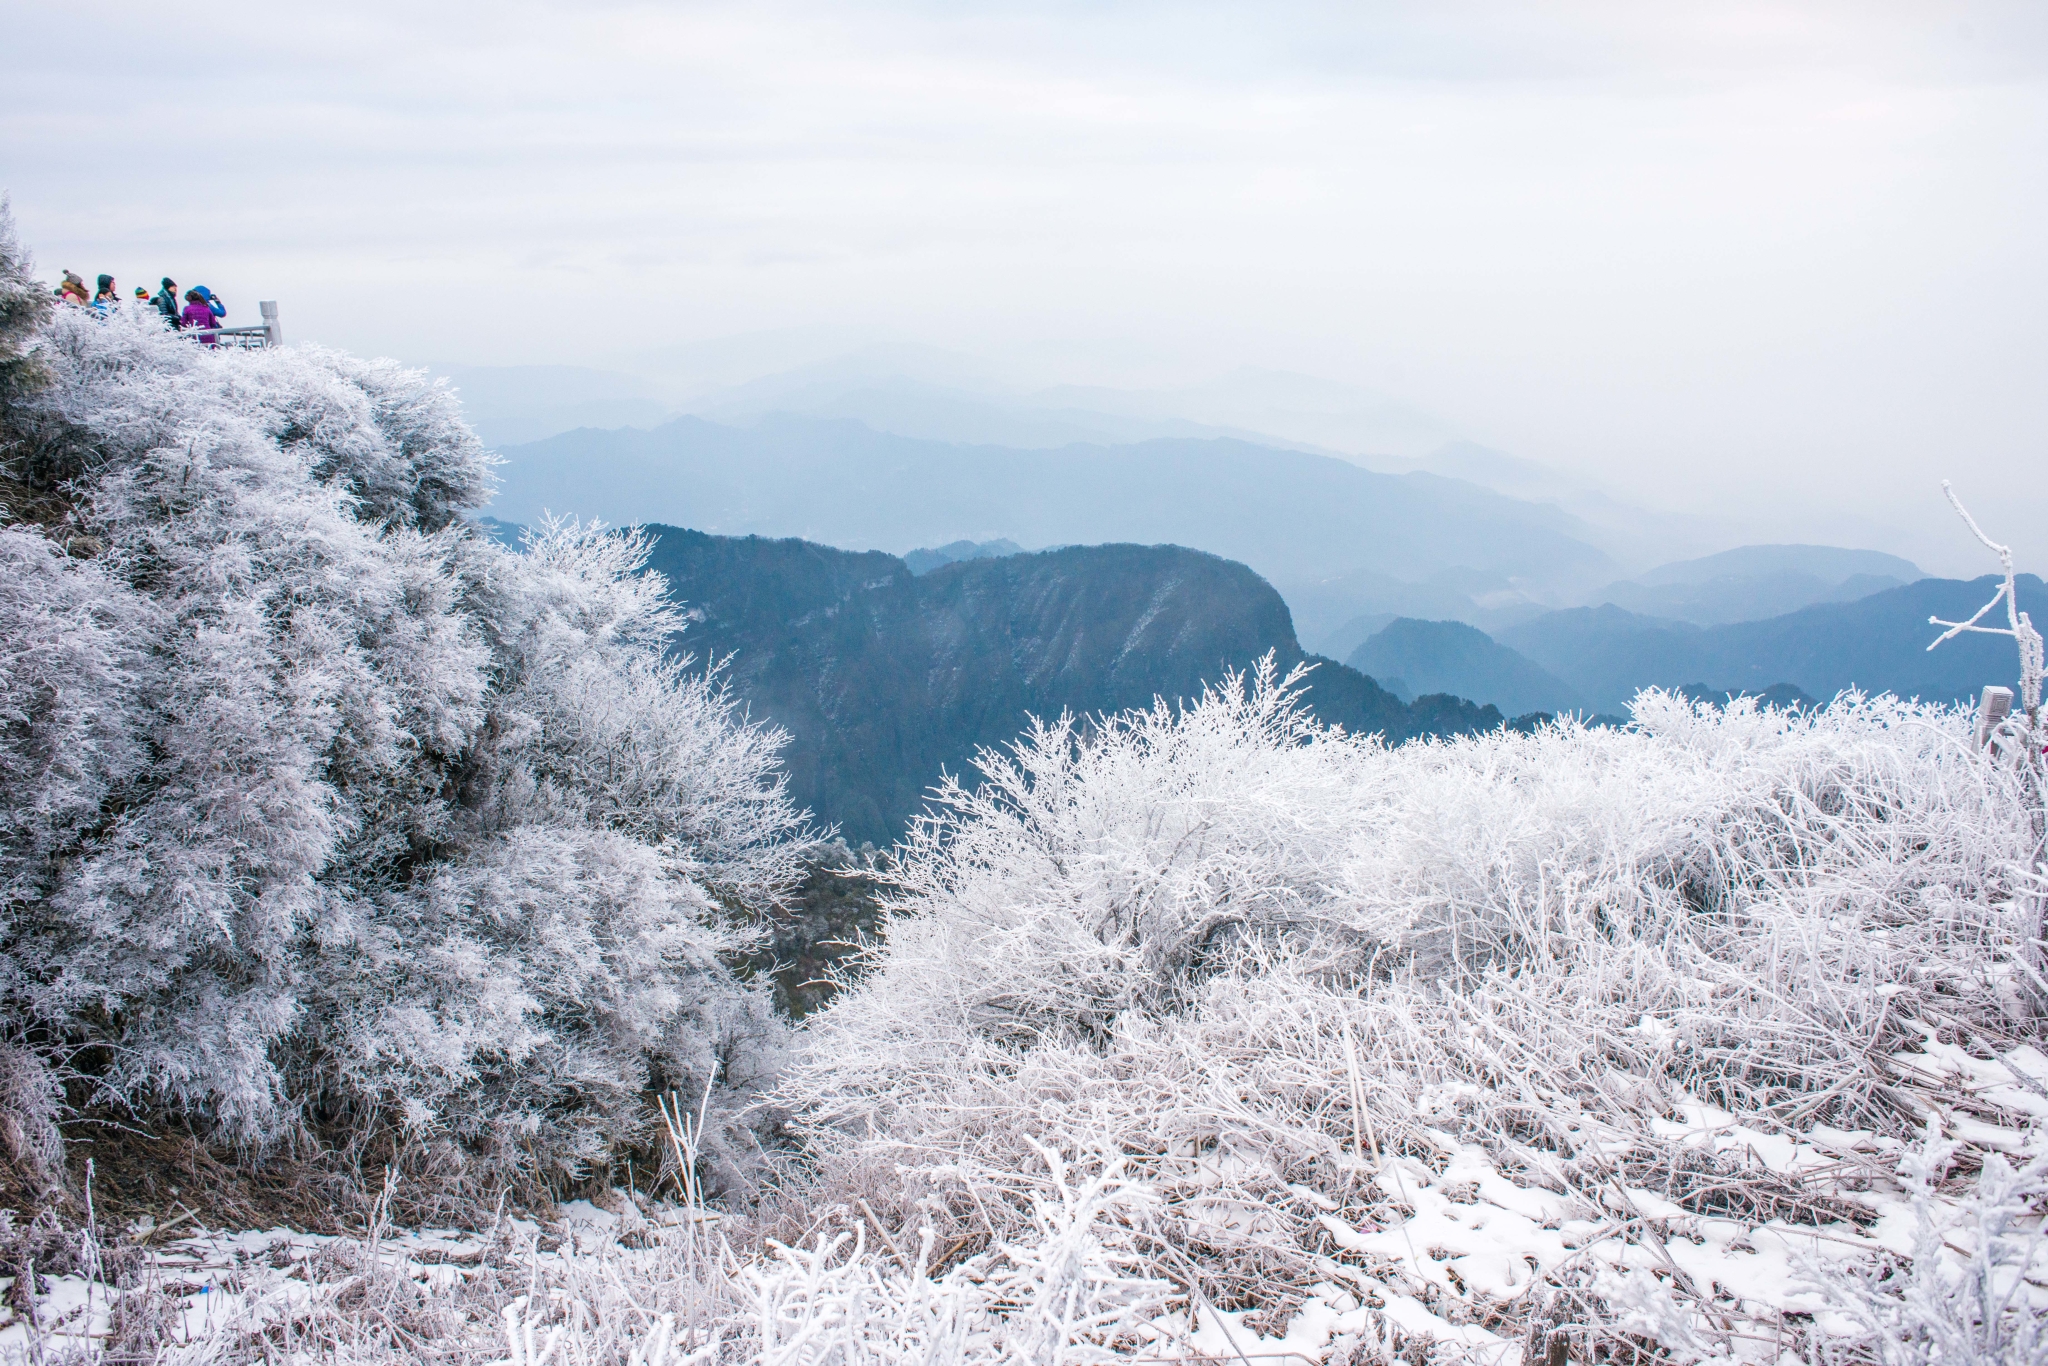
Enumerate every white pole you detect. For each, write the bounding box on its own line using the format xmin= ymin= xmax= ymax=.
xmin=259 ymin=300 xmax=282 ymax=348
xmin=1976 ymin=684 xmax=2013 ymax=749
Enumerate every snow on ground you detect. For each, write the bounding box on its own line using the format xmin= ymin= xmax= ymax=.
xmin=1 ymin=1056 xmax=2040 ymax=1366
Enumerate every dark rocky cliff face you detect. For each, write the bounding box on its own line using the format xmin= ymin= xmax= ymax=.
xmin=642 ymin=527 xmax=1505 ymax=842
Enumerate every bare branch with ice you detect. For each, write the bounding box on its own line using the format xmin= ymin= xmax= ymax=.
xmin=1928 ymin=481 xmax=2043 ymax=724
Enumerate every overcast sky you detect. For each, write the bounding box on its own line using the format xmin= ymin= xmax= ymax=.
xmin=5 ymin=1 xmax=2046 ymax=572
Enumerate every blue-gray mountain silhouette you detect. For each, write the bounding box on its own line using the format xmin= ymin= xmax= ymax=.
xmin=642 ymin=529 xmax=1515 ymax=842
xmin=489 ymin=416 xmax=1619 ymax=640
xmin=1499 ymin=575 xmax=2045 ymax=713
xmin=1347 ymin=619 xmax=1586 ymax=716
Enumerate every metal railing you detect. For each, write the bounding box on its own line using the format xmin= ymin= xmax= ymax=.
xmin=185 ymin=300 xmax=283 ymax=349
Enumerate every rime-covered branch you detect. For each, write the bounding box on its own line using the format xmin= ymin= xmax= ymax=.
xmin=1928 ymin=480 xmax=2043 ymax=722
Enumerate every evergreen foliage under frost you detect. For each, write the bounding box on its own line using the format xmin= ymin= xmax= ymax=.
xmin=0 ymin=206 xmax=808 ymax=1198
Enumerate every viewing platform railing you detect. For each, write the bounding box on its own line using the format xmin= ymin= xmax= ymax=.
xmin=186 ymin=301 xmax=283 ymax=349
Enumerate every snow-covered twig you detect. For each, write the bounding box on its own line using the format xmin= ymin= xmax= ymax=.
xmin=1929 ymin=481 xmax=2044 ymax=723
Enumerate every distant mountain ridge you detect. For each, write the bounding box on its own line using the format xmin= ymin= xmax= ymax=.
xmin=1498 ymin=575 xmax=2046 ymax=713
xmin=1576 ymin=543 xmax=1927 ymax=628
xmin=640 ymin=529 xmax=1516 ymax=842
xmin=1634 ymin=544 xmax=1922 ymax=586
xmin=1589 ymin=571 xmax=1913 ymax=627
xmin=1311 ymin=576 xmax=2038 ymax=719
xmin=434 ymin=355 xmax=1467 ymax=463
xmin=902 ymin=538 xmax=1024 ymax=575
xmin=498 ymin=415 xmax=1615 ymax=582
xmin=451 ymin=359 xmax=1933 ymax=643
xmin=493 ymin=415 xmax=1627 ymax=649
xmin=1295 ymin=546 xmax=1927 ymax=652
xmin=456 ymin=359 xmax=1941 ymax=664
xmin=441 ymin=353 xmax=1940 ymax=618
xmin=1347 ymin=619 xmax=1586 ymax=716
xmin=427 ymin=363 xmax=675 ymax=446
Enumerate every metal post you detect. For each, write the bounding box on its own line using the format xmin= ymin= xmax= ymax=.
xmin=1977 ymin=685 xmax=2014 ymax=749
xmin=259 ymin=300 xmax=281 ymax=348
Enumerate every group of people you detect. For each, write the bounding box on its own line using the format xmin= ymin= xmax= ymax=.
xmin=56 ymin=270 xmax=230 ymax=344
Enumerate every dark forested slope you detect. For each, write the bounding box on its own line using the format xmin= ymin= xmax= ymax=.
xmin=643 ymin=528 xmax=1508 ymax=841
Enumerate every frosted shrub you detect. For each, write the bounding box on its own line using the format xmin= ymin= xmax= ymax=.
xmin=743 ymin=1148 xmax=1171 ymax=1366
xmin=786 ymin=661 xmax=2047 ymax=1357
xmin=862 ymin=656 xmax=1404 ymax=1045
xmin=0 ymin=205 xmax=808 ymax=1199
xmin=1812 ymin=1137 xmax=2048 ymax=1365
xmin=295 ymin=518 xmax=808 ymax=1197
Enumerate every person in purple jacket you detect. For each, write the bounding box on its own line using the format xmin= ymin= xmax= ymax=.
xmin=180 ymin=289 xmax=218 ymax=344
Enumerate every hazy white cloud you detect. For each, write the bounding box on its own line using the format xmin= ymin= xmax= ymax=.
xmin=5 ymin=0 xmax=2046 ymax=570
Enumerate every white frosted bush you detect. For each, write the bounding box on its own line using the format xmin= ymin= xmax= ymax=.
xmin=784 ymin=661 xmax=2047 ymax=1358
xmin=1810 ymin=1136 xmax=2048 ymax=1365
xmin=863 ymin=656 xmax=1403 ymax=1045
xmin=797 ymin=665 xmax=2037 ymax=1132
xmin=0 ymin=205 xmax=809 ymax=1195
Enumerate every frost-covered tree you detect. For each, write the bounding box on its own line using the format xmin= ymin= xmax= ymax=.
xmin=0 ymin=198 xmax=48 ymax=409
xmin=0 ymin=202 xmax=808 ymax=1200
